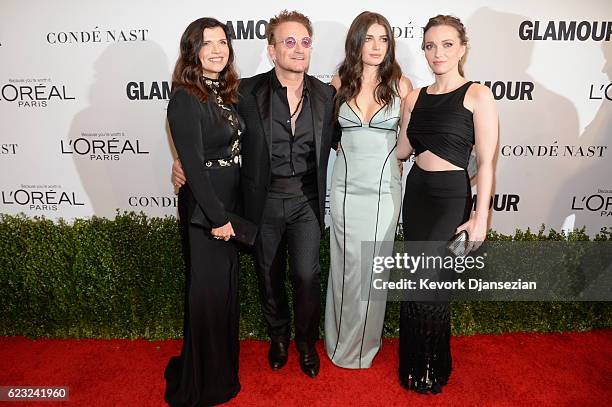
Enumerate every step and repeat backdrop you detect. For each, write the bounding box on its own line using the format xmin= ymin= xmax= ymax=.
xmin=1 ymin=0 xmax=610 ymax=235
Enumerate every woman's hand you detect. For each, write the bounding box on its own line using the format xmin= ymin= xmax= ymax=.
xmin=172 ymin=159 xmax=186 ymax=188
xmin=397 ymin=159 xmax=404 ymax=177
xmin=211 ymin=222 xmax=235 ymax=241
xmin=455 ymin=214 xmax=487 ymax=253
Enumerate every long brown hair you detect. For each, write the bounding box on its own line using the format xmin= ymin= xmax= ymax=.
xmin=335 ymin=11 xmax=402 ymax=117
xmin=422 ymin=15 xmax=469 ymax=77
xmin=172 ymin=17 xmax=239 ymax=103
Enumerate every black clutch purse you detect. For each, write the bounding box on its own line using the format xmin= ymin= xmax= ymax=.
xmin=190 ymin=205 xmax=258 ymax=247
xmin=226 ymin=212 xmax=258 ymax=247
xmin=447 ymin=230 xmax=469 ymax=257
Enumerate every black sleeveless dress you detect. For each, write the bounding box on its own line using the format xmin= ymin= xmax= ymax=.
xmin=164 ymin=83 xmax=244 ymax=406
xmin=399 ymin=82 xmax=475 ymax=393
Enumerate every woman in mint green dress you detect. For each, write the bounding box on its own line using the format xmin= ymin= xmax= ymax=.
xmin=325 ymin=11 xmax=412 ymax=369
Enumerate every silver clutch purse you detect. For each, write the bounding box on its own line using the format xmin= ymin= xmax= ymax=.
xmin=447 ymin=230 xmax=469 ymax=257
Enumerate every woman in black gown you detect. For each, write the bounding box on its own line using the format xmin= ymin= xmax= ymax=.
xmin=396 ymin=15 xmax=498 ymax=394
xmin=164 ymin=17 xmax=244 ymax=406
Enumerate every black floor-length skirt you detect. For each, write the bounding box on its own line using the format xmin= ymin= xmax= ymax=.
xmin=165 ymin=166 xmax=240 ymax=406
xmin=399 ymin=163 xmax=472 ymax=393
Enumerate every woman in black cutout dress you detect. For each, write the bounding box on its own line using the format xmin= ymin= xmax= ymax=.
xmin=396 ymin=15 xmax=498 ymax=394
xmin=164 ymin=18 xmax=244 ymax=406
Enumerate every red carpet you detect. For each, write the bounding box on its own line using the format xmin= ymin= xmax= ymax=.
xmin=1 ymin=330 xmax=610 ymax=406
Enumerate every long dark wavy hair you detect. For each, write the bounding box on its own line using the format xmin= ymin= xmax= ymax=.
xmin=172 ymin=17 xmax=239 ymax=103
xmin=335 ymin=12 xmax=402 ymax=117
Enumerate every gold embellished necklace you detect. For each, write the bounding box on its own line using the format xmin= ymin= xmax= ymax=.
xmin=203 ymin=76 xmax=242 ymax=157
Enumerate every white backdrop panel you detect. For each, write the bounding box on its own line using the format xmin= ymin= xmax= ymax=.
xmin=1 ymin=0 xmax=610 ymax=235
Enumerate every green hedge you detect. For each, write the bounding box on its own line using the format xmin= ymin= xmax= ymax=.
xmin=0 ymin=213 xmax=610 ymax=339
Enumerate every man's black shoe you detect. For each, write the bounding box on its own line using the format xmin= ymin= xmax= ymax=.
xmin=268 ymin=340 xmax=289 ymax=371
xmin=298 ymin=346 xmax=320 ymax=378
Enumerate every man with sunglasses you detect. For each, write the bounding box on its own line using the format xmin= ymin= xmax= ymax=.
xmin=238 ymin=10 xmax=337 ymax=379
xmin=175 ymin=10 xmax=337 ymax=378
